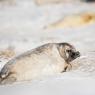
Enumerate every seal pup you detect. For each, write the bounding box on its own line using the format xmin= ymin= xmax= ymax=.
xmin=0 ymin=42 xmax=80 ymax=85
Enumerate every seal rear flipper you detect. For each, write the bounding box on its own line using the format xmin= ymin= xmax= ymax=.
xmin=0 ymin=77 xmax=2 ymax=83
xmin=0 ymin=73 xmax=17 ymax=85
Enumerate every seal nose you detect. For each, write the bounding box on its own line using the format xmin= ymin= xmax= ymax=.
xmin=76 ymin=51 xmax=80 ymax=57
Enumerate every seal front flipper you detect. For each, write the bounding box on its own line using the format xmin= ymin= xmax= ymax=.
xmin=61 ymin=63 xmax=72 ymax=73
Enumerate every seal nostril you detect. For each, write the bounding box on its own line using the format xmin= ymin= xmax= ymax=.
xmin=76 ymin=51 xmax=80 ymax=57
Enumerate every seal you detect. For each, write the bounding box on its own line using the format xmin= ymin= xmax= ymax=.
xmin=0 ymin=42 xmax=80 ymax=85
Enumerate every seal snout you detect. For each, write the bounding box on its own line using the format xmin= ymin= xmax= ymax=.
xmin=71 ymin=51 xmax=80 ymax=60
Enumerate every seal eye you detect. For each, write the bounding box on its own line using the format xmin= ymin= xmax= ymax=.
xmin=66 ymin=50 xmax=72 ymax=53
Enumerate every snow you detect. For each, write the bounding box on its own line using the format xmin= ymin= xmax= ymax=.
xmin=0 ymin=0 xmax=95 ymax=95
xmin=0 ymin=77 xmax=95 ymax=95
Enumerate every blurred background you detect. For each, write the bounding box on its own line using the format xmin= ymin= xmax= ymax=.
xmin=0 ymin=0 xmax=95 ymax=68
